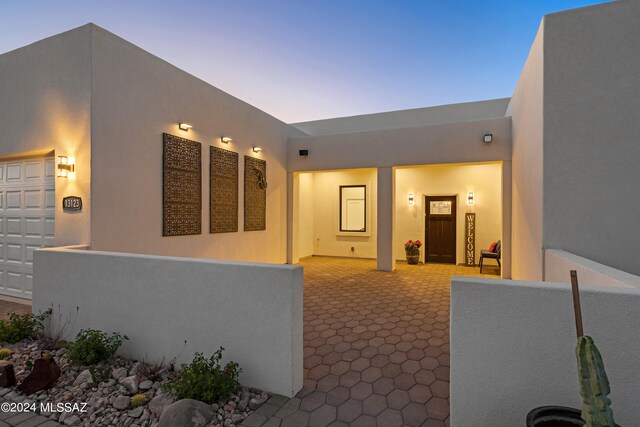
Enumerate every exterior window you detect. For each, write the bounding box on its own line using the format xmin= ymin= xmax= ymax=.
xmin=340 ymin=185 xmax=366 ymax=232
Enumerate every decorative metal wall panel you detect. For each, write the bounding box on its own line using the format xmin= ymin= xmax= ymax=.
xmin=244 ymin=156 xmax=266 ymax=231
xmin=210 ymin=146 xmax=238 ymax=233
xmin=163 ymin=133 xmax=202 ymax=236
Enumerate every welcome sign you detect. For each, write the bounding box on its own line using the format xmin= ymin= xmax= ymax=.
xmin=465 ymin=213 xmax=475 ymax=266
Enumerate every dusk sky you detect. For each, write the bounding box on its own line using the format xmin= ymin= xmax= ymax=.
xmin=1 ymin=1 xmax=608 ymax=123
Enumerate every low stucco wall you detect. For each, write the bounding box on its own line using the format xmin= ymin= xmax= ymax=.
xmin=450 ymin=276 xmax=639 ymax=427
xmin=545 ymin=249 xmax=640 ymax=290
xmin=33 ymin=247 xmax=303 ymax=397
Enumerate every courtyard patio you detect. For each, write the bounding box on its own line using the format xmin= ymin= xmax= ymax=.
xmin=244 ymin=256 xmax=498 ymax=427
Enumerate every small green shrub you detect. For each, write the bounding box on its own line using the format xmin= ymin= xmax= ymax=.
xmin=89 ymin=365 xmax=111 ymax=386
xmin=0 ymin=310 xmax=51 ymax=343
xmin=163 ymin=347 xmax=240 ymax=404
xmin=65 ymin=329 xmax=128 ymax=365
xmin=0 ymin=348 xmax=12 ymax=359
xmin=130 ymin=394 xmax=147 ymax=408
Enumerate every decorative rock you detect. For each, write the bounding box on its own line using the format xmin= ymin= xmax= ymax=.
xmin=157 ymin=399 xmax=214 ymax=427
xmin=0 ymin=361 xmax=16 ymax=387
xmin=231 ymin=413 xmax=244 ymax=424
xmin=113 ymin=394 xmax=131 ymax=410
xmin=129 ymin=406 xmax=144 ymax=418
xmin=248 ymin=398 xmax=262 ymax=411
xmin=18 ymin=353 xmax=60 ymax=394
xmin=149 ymin=389 xmax=175 ymax=418
xmin=139 ymin=379 xmax=153 ymax=390
xmin=120 ymin=375 xmax=139 ymax=394
xmin=112 ymin=367 xmax=128 ymax=381
xmin=63 ymin=415 xmax=81 ymax=425
xmin=72 ymin=369 xmax=93 ymax=387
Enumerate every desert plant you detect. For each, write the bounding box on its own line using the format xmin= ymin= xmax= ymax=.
xmin=130 ymin=394 xmax=147 ymax=408
xmin=137 ymin=355 xmax=167 ymax=381
xmin=0 ymin=309 xmax=51 ymax=343
xmin=39 ymin=304 xmax=79 ymax=350
xmin=89 ymin=365 xmax=112 ymax=386
xmin=65 ymin=329 xmax=128 ymax=365
xmin=163 ymin=347 xmax=240 ymax=404
xmin=571 ymin=271 xmax=615 ymax=427
xmin=0 ymin=348 xmax=12 ymax=359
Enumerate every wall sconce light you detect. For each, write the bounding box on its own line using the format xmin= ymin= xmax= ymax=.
xmin=483 ymin=133 xmax=493 ymax=143
xmin=179 ymin=123 xmax=192 ymax=131
xmin=57 ymin=156 xmax=75 ymax=178
xmin=467 ymin=192 xmax=475 ymax=205
xmin=252 ymin=146 xmax=262 ymax=153
xmin=408 ymin=193 xmax=415 ymax=206
xmin=221 ymin=136 xmax=232 ymax=144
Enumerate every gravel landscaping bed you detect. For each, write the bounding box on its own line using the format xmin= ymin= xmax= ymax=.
xmin=0 ymin=340 xmax=270 ymax=426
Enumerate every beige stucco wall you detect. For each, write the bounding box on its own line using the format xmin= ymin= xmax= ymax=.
xmin=395 ymin=163 xmax=502 ymax=265
xmin=89 ymin=26 xmax=294 ymax=263
xmin=288 ymin=116 xmax=511 ymax=172
xmin=0 ymin=26 xmax=92 ymax=247
xmin=542 ymin=0 xmax=640 ymax=276
xmin=298 ymin=169 xmax=377 ymax=259
xmin=506 ymin=22 xmax=544 ymax=281
xmin=291 ymin=98 xmax=510 ymax=136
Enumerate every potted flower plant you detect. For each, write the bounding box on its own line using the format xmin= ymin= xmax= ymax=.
xmin=526 ymin=271 xmax=620 ymax=427
xmin=404 ymin=240 xmax=422 ymax=265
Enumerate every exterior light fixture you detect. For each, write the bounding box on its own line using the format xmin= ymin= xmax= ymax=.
xmin=483 ymin=133 xmax=493 ymax=143
xmin=252 ymin=146 xmax=262 ymax=153
xmin=179 ymin=123 xmax=192 ymax=131
xmin=221 ymin=136 xmax=232 ymax=144
xmin=57 ymin=156 xmax=75 ymax=178
xmin=467 ymin=192 xmax=475 ymax=205
xmin=408 ymin=193 xmax=415 ymax=206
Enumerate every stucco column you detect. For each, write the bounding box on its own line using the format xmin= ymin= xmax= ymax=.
xmin=501 ymin=161 xmax=512 ymax=279
xmin=286 ymin=172 xmax=295 ymax=264
xmin=377 ymin=167 xmax=396 ymax=271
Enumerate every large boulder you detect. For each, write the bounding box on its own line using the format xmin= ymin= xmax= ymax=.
xmin=0 ymin=361 xmax=16 ymax=387
xmin=157 ymin=399 xmax=214 ymax=427
xmin=18 ymin=353 xmax=60 ymax=394
xmin=148 ymin=389 xmax=175 ymax=418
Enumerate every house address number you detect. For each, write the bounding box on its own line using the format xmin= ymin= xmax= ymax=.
xmin=63 ymin=196 xmax=82 ymax=212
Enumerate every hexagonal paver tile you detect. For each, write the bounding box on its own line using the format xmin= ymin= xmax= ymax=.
xmin=362 ymin=394 xmax=387 ymax=416
xmin=401 ymin=359 xmax=421 ymax=374
xmin=330 ymin=361 xmax=350 ymax=376
xmin=300 ymin=390 xmax=327 ymax=412
xmin=350 ymin=414 xmax=377 ymax=426
xmin=402 ymin=401 xmax=429 ymax=426
xmin=386 ymin=389 xmax=410 ymax=410
xmin=408 ymin=383 xmax=432 ymax=404
xmin=336 ymin=398 xmax=363 ymax=423
xmin=361 ymin=366 xmax=382 ymax=383
xmin=350 ymin=381 xmax=373 ymax=400
xmin=376 ymin=408 xmax=404 ymax=425
xmin=309 ymin=404 xmax=337 ymax=427
xmin=430 ymin=379 xmax=449 ymax=398
xmin=351 ymin=357 xmax=371 ymax=372
xmin=372 ymin=377 xmax=395 ymax=396
xmin=339 ymin=370 xmax=361 ymax=387
xmin=393 ymin=372 xmax=416 ymax=390
xmin=381 ymin=363 xmax=402 ymax=379
xmin=326 ymin=386 xmax=350 ymax=406
xmin=426 ymin=397 xmax=450 ymax=420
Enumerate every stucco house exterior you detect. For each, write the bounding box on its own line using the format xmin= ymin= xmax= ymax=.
xmin=0 ymin=0 xmax=639 ymax=419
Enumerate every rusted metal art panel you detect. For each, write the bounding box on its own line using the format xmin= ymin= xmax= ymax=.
xmin=244 ymin=156 xmax=267 ymax=231
xmin=163 ymin=133 xmax=202 ymax=236
xmin=210 ymin=146 xmax=238 ymax=233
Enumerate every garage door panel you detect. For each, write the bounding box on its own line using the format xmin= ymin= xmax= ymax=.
xmin=0 ymin=156 xmax=54 ymax=299
xmin=25 ymin=162 xmax=43 ymax=180
xmin=25 ymin=189 xmax=43 ymax=209
xmin=6 ymin=164 xmax=22 ymax=182
xmin=6 ymin=244 xmax=22 ymax=264
xmin=6 ymin=191 xmax=21 ymax=209
xmin=6 ymin=218 xmax=22 ymax=236
xmin=25 ymin=218 xmax=44 ymax=237
xmin=45 ymin=189 xmax=55 ymax=208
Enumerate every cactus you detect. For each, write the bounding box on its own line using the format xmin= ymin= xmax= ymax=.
xmin=576 ymin=336 xmax=615 ymax=427
xmin=0 ymin=348 xmax=11 ymax=359
xmin=130 ymin=393 xmax=147 ymax=408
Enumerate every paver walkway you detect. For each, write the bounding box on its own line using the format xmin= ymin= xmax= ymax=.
xmin=0 ymin=397 xmax=61 ymax=427
xmin=0 ymin=300 xmax=31 ymax=322
xmin=242 ymin=257 xmax=499 ymax=427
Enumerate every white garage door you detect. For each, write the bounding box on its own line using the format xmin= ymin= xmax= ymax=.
xmin=0 ymin=157 xmax=55 ymax=299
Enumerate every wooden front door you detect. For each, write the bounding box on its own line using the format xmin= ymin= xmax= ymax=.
xmin=425 ymin=196 xmax=456 ymax=264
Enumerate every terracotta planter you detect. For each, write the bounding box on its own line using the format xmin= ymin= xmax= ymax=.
xmin=405 ymin=252 xmax=420 ymax=264
xmin=526 ymin=406 xmax=621 ymax=427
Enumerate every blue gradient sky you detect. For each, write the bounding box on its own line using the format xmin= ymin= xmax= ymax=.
xmin=0 ymin=1 xmax=608 ymax=123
